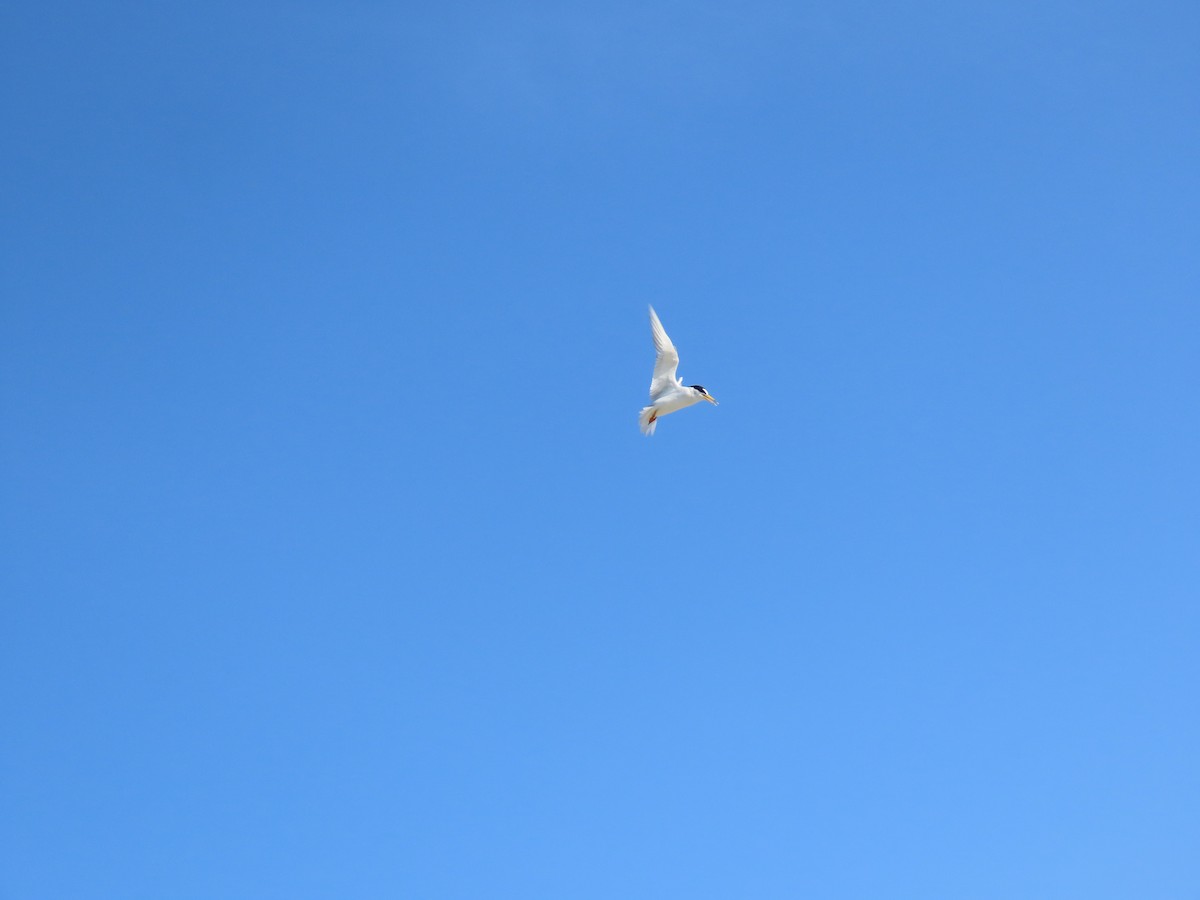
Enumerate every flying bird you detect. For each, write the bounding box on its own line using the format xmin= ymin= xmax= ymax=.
xmin=639 ymin=305 xmax=717 ymax=436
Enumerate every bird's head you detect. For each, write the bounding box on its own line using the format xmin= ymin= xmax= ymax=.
xmin=690 ymin=385 xmax=718 ymax=405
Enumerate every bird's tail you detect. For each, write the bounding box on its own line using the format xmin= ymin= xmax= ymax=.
xmin=638 ymin=406 xmax=658 ymax=436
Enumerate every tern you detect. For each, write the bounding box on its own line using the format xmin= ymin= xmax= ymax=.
xmin=639 ymin=305 xmax=717 ymax=435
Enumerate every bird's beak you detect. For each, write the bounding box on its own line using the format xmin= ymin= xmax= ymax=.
xmin=704 ymin=394 xmax=718 ymax=405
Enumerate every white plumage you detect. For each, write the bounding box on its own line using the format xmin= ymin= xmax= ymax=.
xmin=638 ymin=305 xmax=717 ymax=435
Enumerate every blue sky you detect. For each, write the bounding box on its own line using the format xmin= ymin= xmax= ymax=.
xmin=2 ymin=1 xmax=1198 ymax=897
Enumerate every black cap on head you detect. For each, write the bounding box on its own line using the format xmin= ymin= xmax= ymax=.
xmin=690 ymin=385 xmax=707 ymax=393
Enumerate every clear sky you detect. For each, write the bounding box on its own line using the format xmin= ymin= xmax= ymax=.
xmin=2 ymin=1 xmax=1198 ymax=897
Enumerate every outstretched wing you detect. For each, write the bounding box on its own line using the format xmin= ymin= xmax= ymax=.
xmin=648 ymin=305 xmax=680 ymax=400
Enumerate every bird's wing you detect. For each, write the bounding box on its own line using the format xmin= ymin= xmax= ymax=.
xmin=648 ymin=305 xmax=680 ymax=400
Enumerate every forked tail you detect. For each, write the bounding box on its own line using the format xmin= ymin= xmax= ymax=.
xmin=638 ymin=406 xmax=658 ymax=436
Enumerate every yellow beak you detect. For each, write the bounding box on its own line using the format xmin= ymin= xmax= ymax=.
xmin=703 ymin=393 xmax=718 ymax=405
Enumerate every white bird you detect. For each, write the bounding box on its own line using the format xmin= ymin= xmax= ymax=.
xmin=639 ymin=305 xmax=718 ymax=436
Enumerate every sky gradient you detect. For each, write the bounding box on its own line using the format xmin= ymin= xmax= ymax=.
xmin=3 ymin=1 xmax=1198 ymax=897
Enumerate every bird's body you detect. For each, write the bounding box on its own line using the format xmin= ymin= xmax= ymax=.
xmin=639 ymin=305 xmax=717 ymax=435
